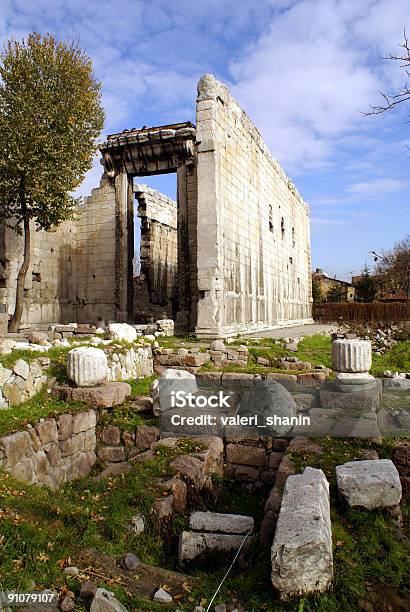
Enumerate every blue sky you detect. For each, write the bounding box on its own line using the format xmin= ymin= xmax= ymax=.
xmin=1 ymin=0 xmax=409 ymax=280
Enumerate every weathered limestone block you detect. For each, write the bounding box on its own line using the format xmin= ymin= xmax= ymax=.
xmin=152 ymin=368 xmax=197 ymax=415
xmin=35 ymin=419 xmax=58 ymax=444
xmin=135 ymin=425 xmax=159 ymax=451
xmin=226 ymin=444 xmax=266 ymax=467
xmin=0 ymin=365 xmax=12 ymax=386
xmin=53 ymin=382 xmax=131 ymax=408
xmin=271 ymin=467 xmax=332 ymax=599
xmin=13 ymin=359 xmax=30 ymax=380
xmin=99 ymin=425 xmax=121 ymax=446
xmin=98 ymin=446 xmax=126 ymax=463
xmin=179 ymin=531 xmax=252 ymax=563
xmin=72 ymin=410 xmax=97 ymax=433
xmin=332 ymin=339 xmax=372 ymax=373
xmin=336 ymin=459 xmax=402 ymax=510
xmin=0 ymin=431 xmax=32 ymax=468
xmin=189 ymin=511 xmax=254 ymax=534
xmin=67 ymin=347 xmax=108 ymax=387
xmin=108 ymin=322 xmax=137 ymax=343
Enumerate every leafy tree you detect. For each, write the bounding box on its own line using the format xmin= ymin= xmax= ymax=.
xmin=356 ymin=263 xmax=378 ymax=302
xmin=312 ymin=275 xmax=325 ymax=303
xmin=0 ymin=33 xmax=104 ymax=331
xmin=326 ymin=285 xmax=344 ymax=303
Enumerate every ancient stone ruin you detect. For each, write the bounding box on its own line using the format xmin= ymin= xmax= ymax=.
xmin=0 ymin=74 xmax=312 ymax=337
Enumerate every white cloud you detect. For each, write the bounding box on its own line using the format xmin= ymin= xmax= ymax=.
xmin=229 ymin=0 xmax=410 ymax=170
xmin=347 ymin=178 xmax=407 ymax=196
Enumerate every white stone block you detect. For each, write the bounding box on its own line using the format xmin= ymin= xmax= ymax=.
xmin=189 ymin=511 xmax=254 ymax=534
xmin=179 ymin=530 xmax=251 ymax=563
xmin=152 ymin=368 xmax=197 ymax=416
xmin=336 ymin=459 xmax=402 ymax=510
xmin=271 ymin=467 xmax=333 ymax=599
xmin=108 ymin=323 xmax=137 ymax=343
xmin=67 ymin=347 xmax=108 ymax=387
xmin=332 ymin=339 xmax=372 ymax=373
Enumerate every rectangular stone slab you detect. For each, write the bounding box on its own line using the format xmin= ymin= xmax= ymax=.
xmin=271 ymin=467 xmax=333 ymax=599
xmin=189 ymin=511 xmax=254 ymax=535
xmin=179 ymin=530 xmax=252 ymax=562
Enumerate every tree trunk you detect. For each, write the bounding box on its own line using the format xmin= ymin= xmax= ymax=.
xmin=9 ymin=185 xmax=30 ymax=332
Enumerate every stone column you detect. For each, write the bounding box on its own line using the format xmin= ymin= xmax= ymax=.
xmin=114 ymin=172 xmax=134 ymax=322
xmin=195 ymin=74 xmax=224 ymax=339
xmin=332 ymin=339 xmax=372 ymax=373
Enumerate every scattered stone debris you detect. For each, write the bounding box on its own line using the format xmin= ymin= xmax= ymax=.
xmin=79 ymin=581 xmax=97 ymax=599
xmin=153 ymin=587 xmax=172 ymax=603
xmin=336 ymin=459 xmax=402 ymax=510
xmin=90 ymin=588 xmax=128 ymax=612
xmin=63 ymin=566 xmax=79 ymax=576
xmin=121 ymin=552 xmax=141 ymax=571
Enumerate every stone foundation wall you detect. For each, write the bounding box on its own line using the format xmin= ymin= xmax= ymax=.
xmin=0 ymin=342 xmax=153 ymax=408
xmin=195 ymin=74 xmax=313 ymax=338
xmin=134 ymin=185 xmax=178 ymax=322
xmin=0 ymin=410 xmax=97 ymax=488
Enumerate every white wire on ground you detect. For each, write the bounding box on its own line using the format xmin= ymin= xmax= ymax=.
xmin=205 ymin=532 xmax=250 ymax=612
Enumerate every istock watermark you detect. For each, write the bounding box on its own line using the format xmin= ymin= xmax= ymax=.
xmin=170 ymin=390 xmax=232 ymax=408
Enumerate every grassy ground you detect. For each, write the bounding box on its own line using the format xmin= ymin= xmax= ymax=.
xmin=0 ymin=441 xmax=200 ymax=611
xmin=0 ymin=427 xmax=408 ymax=610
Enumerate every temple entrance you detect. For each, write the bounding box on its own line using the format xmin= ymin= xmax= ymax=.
xmin=100 ymin=122 xmax=198 ymax=332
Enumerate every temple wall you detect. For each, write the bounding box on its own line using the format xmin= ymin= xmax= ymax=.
xmin=134 ymin=185 xmax=178 ymax=321
xmin=0 ymin=219 xmax=76 ymax=325
xmin=195 ymin=74 xmax=312 ymax=338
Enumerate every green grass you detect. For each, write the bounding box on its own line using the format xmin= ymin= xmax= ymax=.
xmin=0 ymin=390 xmax=89 ymax=437
xmin=0 ymin=441 xmax=199 ymax=605
xmin=371 ymin=341 xmax=410 ymax=377
xmin=127 ymin=374 xmax=156 ymax=397
xmin=0 ymin=435 xmax=408 ymax=611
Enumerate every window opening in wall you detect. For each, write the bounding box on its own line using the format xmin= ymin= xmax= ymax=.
xmin=289 ymin=256 xmax=293 ymax=264
xmin=292 ymin=226 xmax=295 ymax=247
xmin=269 ymin=204 xmax=273 ymax=232
xmin=32 ymin=272 xmax=41 ymax=282
xmin=281 ymin=217 xmax=285 ymax=238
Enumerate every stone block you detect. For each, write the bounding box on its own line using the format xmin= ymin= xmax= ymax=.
xmin=107 ymin=323 xmax=138 ymax=343
xmin=35 ymin=419 xmax=58 ymax=444
xmin=336 ymin=459 xmax=402 ymax=510
xmin=53 ymin=382 xmax=131 ymax=408
xmin=135 ymin=425 xmax=159 ymax=451
xmin=0 ymin=431 xmax=32 ymax=468
xmin=98 ymin=446 xmax=126 ymax=463
xmin=67 ymin=347 xmax=108 ymax=387
xmin=179 ymin=531 xmax=252 ymax=563
xmin=226 ymin=444 xmax=266 ymax=467
xmin=13 ymin=359 xmax=30 ymax=380
xmin=72 ymin=410 xmax=97 ymax=433
xmin=170 ymin=454 xmax=206 ymax=490
xmin=99 ymin=425 xmax=121 ymax=446
xmin=271 ymin=467 xmax=332 ymax=599
xmin=189 ymin=511 xmax=254 ymax=534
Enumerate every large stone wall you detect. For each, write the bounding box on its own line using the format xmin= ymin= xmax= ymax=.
xmin=195 ymin=74 xmax=312 ymax=338
xmin=134 ymin=185 xmax=178 ymax=321
xmin=0 ymin=74 xmax=312 ymax=337
xmin=0 ymin=219 xmax=76 ymax=324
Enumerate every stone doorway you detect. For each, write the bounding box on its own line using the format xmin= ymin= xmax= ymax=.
xmin=100 ymin=122 xmax=198 ymax=332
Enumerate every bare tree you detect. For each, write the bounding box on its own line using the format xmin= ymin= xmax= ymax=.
xmin=365 ymin=30 xmax=410 ymax=115
xmin=372 ymin=235 xmax=410 ymax=299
